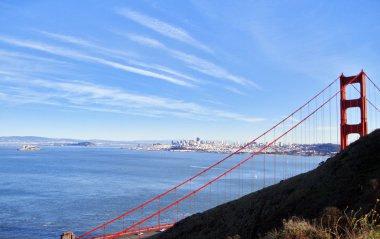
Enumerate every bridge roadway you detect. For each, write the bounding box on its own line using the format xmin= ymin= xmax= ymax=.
xmin=110 ymin=231 xmax=157 ymax=239
xmin=86 ymin=223 xmax=174 ymax=239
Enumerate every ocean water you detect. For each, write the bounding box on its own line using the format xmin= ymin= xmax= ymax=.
xmin=0 ymin=146 xmax=324 ymax=239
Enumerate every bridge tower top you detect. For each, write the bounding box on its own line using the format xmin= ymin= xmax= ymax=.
xmin=340 ymin=71 xmax=368 ymax=150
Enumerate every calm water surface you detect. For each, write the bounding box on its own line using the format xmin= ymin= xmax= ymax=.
xmin=0 ymin=146 xmax=324 ymax=239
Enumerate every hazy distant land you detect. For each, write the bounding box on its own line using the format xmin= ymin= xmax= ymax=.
xmin=0 ymin=136 xmax=170 ymax=147
xmin=0 ymin=136 xmax=339 ymax=156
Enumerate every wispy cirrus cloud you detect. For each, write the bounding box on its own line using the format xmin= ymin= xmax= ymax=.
xmin=0 ymin=49 xmax=69 ymax=64
xmin=0 ymin=74 xmax=264 ymax=123
xmin=224 ymin=86 xmax=245 ymax=95
xmin=127 ymin=59 xmax=201 ymax=83
xmin=41 ymin=30 xmax=259 ymax=92
xmin=0 ymin=35 xmax=195 ymax=88
xmin=0 ymin=49 xmax=73 ymax=78
xmin=126 ymin=34 xmax=261 ymax=89
xmin=38 ymin=31 xmax=203 ymax=84
xmin=115 ymin=8 xmax=213 ymax=53
xmin=0 ymin=32 xmax=263 ymax=124
xmin=171 ymin=50 xmax=257 ymax=87
xmin=36 ymin=30 xmax=138 ymax=60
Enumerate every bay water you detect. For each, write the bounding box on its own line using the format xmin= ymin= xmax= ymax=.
xmin=0 ymin=146 xmax=324 ymax=239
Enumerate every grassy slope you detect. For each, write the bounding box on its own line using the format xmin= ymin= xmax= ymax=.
xmin=155 ymin=129 xmax=380 ymax=239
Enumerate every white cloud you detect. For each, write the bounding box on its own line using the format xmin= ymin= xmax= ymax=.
xmin=0 ymin=35 xmax=194 ymax=88
xmin=0 ymin=34 xmax=264 ymax=123
xmin=39 ymin=31 xmax=204 ymax=84
xmin=0 ymin=74 xmax=264 ymax=123
xmin=116 ymin=8 xmax=212 ymax=53
xmin=128 ymin=33 xmax=166 ymax=49
xmin=37 ymin=31 xmax=138 ymax=60
xmin=224 ymin=86 xmax=245 ymax=95
xmin=126 ymin=34 xmax=261 ymax=89
xmin=128 ymin=59 xmax=201 ymax=83
xmin=170 ymin=50 xmax=252 ymax=86
xmin=0 ymin=49 xmax=69 ymax=64
xmin=0 ymin=49 xmax=73 ymax=78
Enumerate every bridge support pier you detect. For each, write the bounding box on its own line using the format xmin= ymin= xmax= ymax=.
xmin=340 ymin=71 xmax=367 ymax=150
xmin=61 ymin=231 xmax=75 ymax=239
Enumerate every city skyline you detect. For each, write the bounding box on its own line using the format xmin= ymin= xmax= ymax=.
xmin=0 ymin=1 xmax=379 ymax=141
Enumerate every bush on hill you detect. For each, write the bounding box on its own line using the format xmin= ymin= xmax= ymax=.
xmin=262 ymin=199 xmax=380 ymax=239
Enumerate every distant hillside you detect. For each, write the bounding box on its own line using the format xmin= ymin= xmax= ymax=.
xmin=0 ymin=136 xmax=169 ymax=146
xmin=156 ymin=129 xmax=380 ymax=239
xmin=0 ymin=136 xmax=76 ymax=142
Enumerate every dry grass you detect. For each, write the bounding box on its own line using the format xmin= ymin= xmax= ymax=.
xmin=262 ymin=199 xmax=380 ymax=239
xmin=263 ymin=217 xmax=329 ymax=239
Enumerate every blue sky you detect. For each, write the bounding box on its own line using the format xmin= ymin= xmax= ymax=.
xmin=0 ymin=0 xmax=379 ymax=141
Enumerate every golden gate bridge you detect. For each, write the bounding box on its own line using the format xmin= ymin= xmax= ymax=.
xmin=62 ymin=71 xmax=380 ymax=239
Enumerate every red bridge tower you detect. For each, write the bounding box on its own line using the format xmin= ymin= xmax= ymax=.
xmin=340 ymin=71 xmax=368 ymax=150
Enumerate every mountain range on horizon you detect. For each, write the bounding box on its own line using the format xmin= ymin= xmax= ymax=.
xmin=0 ymin=136 xmax=172 ymax=145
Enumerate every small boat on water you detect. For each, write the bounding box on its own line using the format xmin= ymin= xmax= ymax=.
xmin=18 ymin=145 xmax=41 ymax=151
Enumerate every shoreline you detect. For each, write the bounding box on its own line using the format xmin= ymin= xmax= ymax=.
xmin=129 ymin=148 xmax=334 ymax=157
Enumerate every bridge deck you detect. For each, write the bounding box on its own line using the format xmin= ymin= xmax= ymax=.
xmin=85 ymin=223 xmax=173 ymax=239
